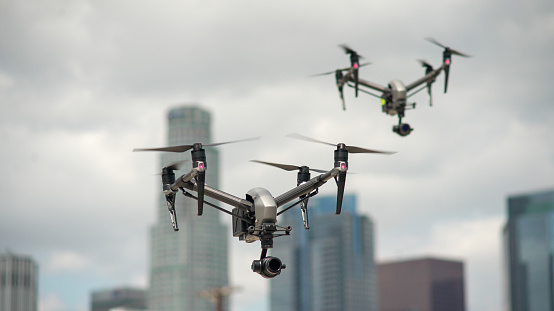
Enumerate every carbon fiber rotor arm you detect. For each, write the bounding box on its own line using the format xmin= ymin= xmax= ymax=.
xmin=338 ymin=69 xmax=388 ymax=94
xmin=405 ymin=63 xmax=446 ymax=93
xmin=274 ymin=168 xmax=340 ymax=208
xmin=356 ymin=77 xmax=388 ymax=93
xmin=178 ymin=175 xmax=252 ymax=210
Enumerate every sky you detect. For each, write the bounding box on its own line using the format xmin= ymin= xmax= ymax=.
xmin=0 ymin=0 xmax=553 ymax=310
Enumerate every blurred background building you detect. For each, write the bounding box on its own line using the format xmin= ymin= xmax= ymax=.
xmin=148 ymin=106 xmax=229 ymax=311
xmin=503 ymin=188 xmax=554 ymax=311
xmin=91 ymin=287 xmax=147 ymax=311
xmin=0 ymin=252 xmax=38 ymax=311
xmin=378 ymin=257 xmax=465 ymax=311
xmin=270 ymin=193 xmax=377 ymax=311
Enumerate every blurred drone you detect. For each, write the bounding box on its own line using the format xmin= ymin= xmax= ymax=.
xmin=134 ymin=134 xmax=394 ymax=278
xmin=313 ymin=38 xmax=470 ymax=136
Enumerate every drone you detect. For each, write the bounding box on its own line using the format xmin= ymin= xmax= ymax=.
xmin=314 ymin=38 xmax=470 ymax=136
xmin=134 ymin=134 xmax=394 ymax=278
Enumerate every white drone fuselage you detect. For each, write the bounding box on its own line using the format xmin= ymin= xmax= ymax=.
xmin=248 ymin=187 xmax=278 ymax=226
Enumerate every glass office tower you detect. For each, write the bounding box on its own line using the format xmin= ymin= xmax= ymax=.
xmin=503 ymin=189 xmax=554 ymax=311
xmin=0 ymin=252 xmax=38 ymax=311
xmin=148 ymin=106 xmax=229 ymax=311
xmin=270 ymin=194 xmax=377 ymax=311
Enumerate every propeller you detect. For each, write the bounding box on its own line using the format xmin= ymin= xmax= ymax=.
xmin=425 ymin=38 xmax=470 ymax=93
xmin=418 ymin=59 xmax=434 ymax=73
xmin=418 ymin=59 xmax=434 ymax=106
xmin=165 ymin=161 xmax=184 ymax=171
xmin=339 ymin=44 xmax=363 ymax=97
xmin=311 ymin=62 xmax=370 ymax=111
xmin=135 ymin=136 xmax=259 ymax=216
xmin=250 ymin=160 xmax=327 ymax=173
xmin=425 ymin=38 xmax=471 ymax=58
xmin=155 ymin=161 xmax=186 ymax=175
xmin=310 ymin=62 xmax=372 ymax=77
xmin=133 ymin=136 xmax=260 ymax=153
xmin=287 ymin=133 xmax=395 ymax=214
xmin=286 ymin=133 xmax=396 ymax=155
xmin=339 ymin=44 xmax=363 ymax=58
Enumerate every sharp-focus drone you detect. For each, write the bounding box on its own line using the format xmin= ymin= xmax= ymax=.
xmin=314 ymin=38 xmax=470 ymax=136
xmin=134 ymin=134 xmax=394 ymax=278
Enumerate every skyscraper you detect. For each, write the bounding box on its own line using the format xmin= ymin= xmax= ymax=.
xmin=503 ymin=188 xmax=554 ymax=311
xmin=0 ymin=252 xmax=38 ymax=311
xmin=270 ymin=194 xmax=377 ymax=311
xmin=148 ymin=106 xmax=229 ymax=311
xmin=378 ymin=257 xmax=466 ymax=311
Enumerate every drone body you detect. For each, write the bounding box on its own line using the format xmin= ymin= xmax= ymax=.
xmin=315 ymin=38 xmax=470 ymax=136
xmin=134 ymin=135 xmax=394 ymax=278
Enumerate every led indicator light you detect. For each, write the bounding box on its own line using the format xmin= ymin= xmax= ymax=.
xmin=354 ymin=63 xmax=359 ymax=69
xmin=446 ymin=59 xmax=451 ymax=65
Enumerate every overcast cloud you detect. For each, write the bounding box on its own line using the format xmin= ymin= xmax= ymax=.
xmin=1 ymin=0 xmax=553 ymax=310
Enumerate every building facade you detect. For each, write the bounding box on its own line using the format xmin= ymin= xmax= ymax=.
xmin=0 ymin=252 xmax=38 ymax=311
xmin=378 ymin=257 xmax=465 ymax=311
xmin=503 ymin=189 xmax=554 ymax=311
xmin=270 ymin=194 xmax=377 ymax=311
xmin=91 ymin=287 xmax=147 ymax=311
xmin=148 ymin=106 xmax=229 ymax=311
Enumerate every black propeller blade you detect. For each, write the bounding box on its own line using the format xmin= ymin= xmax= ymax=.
xmin=418 ymin=59 xmax=434 ymax=73
xmin=133 ymin=136 xmax=260 ymax=153
xmin=310 ymin=62 xmax=371 ymax=77
xmin=250 ymin=160 xmax=327 ymax=173
xmin=286 ymin=133 xmax=396 ymax=155
xmin=166 ymin=161 xmax=183 ymax=171
xmin=339 ymin=44 xmax=363 ymax=58
xmin=154 ymin=161 xmax=187 ymax=176
xmin=425 ymin=38 xmax=470 ymax=93
xmin=425 ymin=38 xmax=471 ymax=58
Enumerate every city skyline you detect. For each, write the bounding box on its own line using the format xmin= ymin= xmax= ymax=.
xmin=0 ymin=1 xmax=553 ymax=310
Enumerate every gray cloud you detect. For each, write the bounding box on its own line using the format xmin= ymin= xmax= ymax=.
xmin=1 ymin=0 xmax=553 ymax=310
